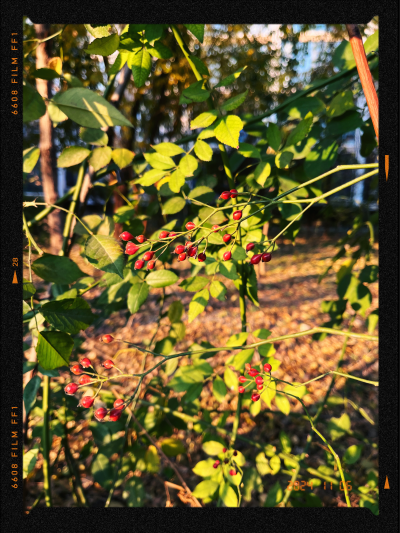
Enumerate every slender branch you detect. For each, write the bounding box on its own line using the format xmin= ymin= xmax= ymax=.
xmin=23 ymin=211 xmax=44 ymax=255
xmin=41 ymin=376 xmax=52 ymax=506
xmin=60 ymin=162 xmax=86 ymax=256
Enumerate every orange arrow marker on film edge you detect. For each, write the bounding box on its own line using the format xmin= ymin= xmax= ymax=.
xmin=385 ymin=155 xmax=389 ymax=181
xmin=384 ymin=476 xmax=390 ymax=489
xmin=12 ymin=271 xmax=18 ymax=284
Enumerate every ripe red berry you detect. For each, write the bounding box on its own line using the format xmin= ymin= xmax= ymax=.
xmin=185 ymin=221 xmax=195 ymax=231
xmin=175 ymin=244 xmax=185 ymax=254
xmin=262 ymin=252 xmax=272 ymax=263
xmin=248 ymin=369 xmax=259 ymax=377
xmin=212 ymin=224 xmax=220 ymax=233
xmin=239 ymin=376 xmax=247 ymax=383
xmin=79 ymin=396 xmax=94 ymax=408
xmin=250 ymin=253 xmax=262 ymax=265
xmin=143 ymin=251 xmax=155 ymax=261
xmin=125 ymin=243 xmax=139 ymax=255
xmin=136 ymin=235 xmax=146 ymax=243
xmin=119 ymin=231 xmax=134 ymax=241
xmin=220 ymin=191 xmax=231 ymax=200
xmin=109 ymin=408 xmax=122 ymax=422
xmin=71 ymin=364 xmax=83 ymax=375
xmin=80 ymin=357 xmax=91 ymax=368
xmin=102 ymin=360 xmax=114 ymax=369
xmin=178 ymin=252 xmax=187 ymax=262
xmin=169 ymin=232 xmax=177 ymax=237
xmin=238 ymin=386 xmax=245 ymax=393
xmin=233 ymin=210 xmax=242 ymax=221
xmin=213 ymin=462 xmax=219 ymax=469
xmin=246 ymin=243 xmax=255 ymax=252
xmin=222 ymin=447 xmax=227 ymax=453
xmin=147 ymin=261 xmax=155 ymax=270
xmin=159 ymin=230 xmax=169 ymax=239
xmin=185 ymin=241 xmax=193 ymax=249
xmin=223 ymin=234 xmax=232 ymax=243
xmin=229 ymin=469 xmax=237 ymax=476
xmin=78 ymin=375 xmax=92 ymax=385
xmin=215 ymin=460 xmax=220 ymax=465
xmin=102 ymin=334 xmax=114 ymax=344
xmin=230 ymin=189 xmax=238 ymax=198
xmin=198 ymin=252 xmax=206 ymax=262
xmin=257 ymin=383 xmax=264 ymax=391
xmin=223 ymin=251 xmax=232 ymax=261
xmin=113 ymin=398 xmax=124 ymax=409
xmin=255 ymin=376 xmax=263 ymax=384
xmin=251 ymin=393 xmax=260 ymax=402
xmin=94 ymin=407 xmax=107 ymax=421
xmin=188 ymin=247 xmax=197 ymax=257
xmin=135 ymin=259 xmax=145 ymax=270
xmin=64 ymin=383 xmax=78 ymax=395
xmin=264 ymin=363 xmax=272 ymax=372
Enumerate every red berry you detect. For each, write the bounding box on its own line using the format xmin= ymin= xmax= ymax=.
xmin=238 ymin=386 xmax=245 ymax=393
xmin=262 ymin=252 xmax=272 ymax=263
xmin=147 ymin=261 xmax=155 ymax=270
xmin=94 ymin=407 xmax=107 ymax=421
xmin=102 ymin=360 xmax=115 ymax=369
xmin=78 ymin=375 xmax=92 ymax=385
xmin=248 ymin=369 xmax=259 ymax=377
xmin=136 ymin=235 xmax=146 ymax=243
xmin=198 ymin=253 xmax=206 ymax=262
xmin=264 ymin=363 xmax=272 ymax=372
xmin=222 ymin=447 xmax=227 ymax=453
xmin=185 ymin=221 xmax=195 ymax=231
xmin=119 ymin=231 xmax=134 ymax=241
xmin=233 ymin=450 xmax=238 ymax=456
xmin=229 ymin=469 xmax=237 ymax=476
xmin=79 ymin=396 xmax=94 ymax=408
xmin=143 ymin=251 xmax=154 ymax=261
xmin=80 ymin=357 xmax=91 ymax=368
xmin=102 ymin=334 xmax=114 ymax=344
xmin=109 ymin=408 xmax=122 ymax=422
xmin=185 ymin=241 xmax=193 ymax=249
xmin=125 ymin=243 xmax=139 ymax=255
xmin=169 ymin=232 xmax=177 ymax=237
xmin=215 ymin=460 xmax=220 ymax=465
xmin=71 ymin=364 xmax=83 ymax=375
xmin=175 ymin=244 xmax=185 ymax=254
xmin=256 ymin=383 xmax=264 ymax=391
xmin=64 ymin=383 xmax=78 ymax=395
xmin=233 ymin=210 xmax=242 ymax=221
xmin=213 ymin=462 xmax=219 ymax=469
xmin=212 ymin=224 xmax=220 ymax=233
xmin=159 ymin=230 xmax=169 ymax=239
xmin=223 ymin=251 xmax=232 ymax=261
xmin=251 ymin=393 xmax=260 ymax=402
xmin=224 ymin=458 xmax=229 ymax=464
xmin=188 ymin=247 xmax=197 ymax=257
xmin=255 ymin=376 xmax=263 ymax=384
xmin=220 ymin=191 xmax=231 ymax=200
xmin=230 ymin=189 xmax=238 ymax=198
xmin=113 ymin=398 xmax=124 ymax=409
xmin=178 ymin=252 xmax=187 ymax=262
xmin=250 ymin=254 xmax=262 ymax=265
xmin=238 ymin=376 xmax=247 ymax=383
xmin=135 ymin=260 xmax=145 ymax=270
xmin=223 ymin=234 xmax=232 ymax=243
xmin=246 ymin=243 xmax=255 ymax=252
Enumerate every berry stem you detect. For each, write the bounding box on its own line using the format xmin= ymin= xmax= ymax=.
xmin=42 ymin=375 xmax=53 ymax=506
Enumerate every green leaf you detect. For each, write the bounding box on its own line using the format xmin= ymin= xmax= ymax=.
xmin=145 ymin=445 xmax=160 ymax=474
xmin=213 ymin=376 xmax=227 ymax=402
xmin=254 ymin=161 xmax=271 ymax=186
xmin=188 ymin=185 xmax=215 ymax=204
xmin=359 ymin=265 xmax=379 ymax=283
xmin=127 ymin=282 xmax=149 ymax=314
xmin=328 ymin=413 xmax=351 ymax=440
xmin=36 ymin=331 xmax=74 ymax=370
xmin=283 ymin=382 xmax=307 ymax=399
xmin=286 ymin=96 xmax=325 ymax=119
xmin=92 ymin=452 xmax=114 ymax=490
xmin=57 ymin=146 xmax=91 ymax=168
xmin=192 ymin=480 xmax=219 ymax=499
xmin=275 ymin=151 xmax=293 ymax=169
xmin=279 ymin=431 xmax=292 ymax=453
xmin=202 ymin=440 xmax=225 ymax=455
xmin=226 ymin=332 xmax=248 ymax=347
xmin=52 ymin=88 xmax=132 ymax=129
xmin=144 ymin=24 xmax=165 ymax=44
xmin=138 ymin=169 xmax=167 ymax=187
xmin=154 ymin=336 xmax=175 ymax=355
xmin=146 ymin=40 xmax=173 ymax=59
xmin=269 ymin=454 xmax=281 ymax=475
xmin=179 ymin=154 xmax=198 ymax=176
xmin=183 ymin=24 xmax=205 ymax=43
xmin=221 ymin=90 xmax=248 ymax=111
xmin=23 ymin=278 xmax=36 ymax=300
xmin=23 ymin=147 xmax=40 ymax=173
xmin=304 ymin=139 xmax=338 ymax=179
xmin=32 ymin=254 xmax=85 ymax=284
xmin=23 ymin=84 xmax=46 ymax=123
xmin=129 ymin=47 xmax=152 ymax=87
xmin=193 ymin=458 xmax=217 ymax=478
xmin=266 ymin=123 xmax=282 ymax=151
xmin=123 ymin=476 xmax=145 ymax=507
xmin=112 ymin=148 xmax=134 ymax=169
xmin=327 ymin=90 xmax=355 ymax=118
xmin=23 ymin=444 xmax=39 ymax=479
xmin=232 ymin=349 xmax=254 ymax=371
xmin=180 ymin=276 xmax=209 ymax=292
xmin=264 ymin=481 xmax=283 ymax=507
xmin=108 ymin=52 xmax=128 ymax=76
xmin=146 ymin=269 xmax=178 ymax=288
xmin=23 ymin=376 xmax=41 ymax=417
xmin=161 ymin=437 xmax=186 ymax=456
xmin=188 ymin=289 xmax=209 ymax=323
xmin=183 ymin=382 xmax=203 ymax=403
xmin=238 ymin=142 xmax=260 ymax=159
xmin=168 ymin=169 xmax=185 ymax=193
xmin=87 ymin=33 xmax=120 ymax=56
xmin=210 ymin=280 xmax=227 ymax=301
xmin=326 ymin=110 xmax=364 ymax=138
xmin=33 ymin=68 xmax=60 ymax=80
xmin=162 ymin=196 xmax=186 ymax=215
xmin=180 ymin=80 xmax=210 ymax=104
xmin=219 ymin=482 xmax=238 ymax=507
xmin=253 ymin=328 xmax=271 ymax=339
xmin=278 ymin=202 xmax=302 ymax=221
xmin=343 ymin=444 xmax=363 ymax=465
xmin=190 ymin=56 xmax=209 ymax=76
xmin=275 ymin=393 xmax=290 ymax=415
xmin=337 ymin=274 xmax=372 ymax=317
xmin=194 ymin=140 xmax=213 ymax=162
xmin=219 ymin=261 xmax=238 ymax=280
xmin=153 ymin=142 xmax=184 ymax=157
xmin=63 ymin=73 xmax=83 ymax=87
xmin=224 ymin=367 xmax=238 ymax=392
xmin=79 ymin=127 xmax=109 ymax=146
xmin=84 ymin=24 xmax=112 ymax=39
xmin=215 ymin=66 xmax=247 ymax=88
xmin=214 ymin=115 xmax=243 ymax=149
xmin=366 ymin=309 xmax=379 ymax=334
xmin=85 ymin=235 xmax=125 ymax=278
xmin=41 ymin=297 xmax=94 ymax=334
xmin=285 ymin=112 xmax=313 ymax=147
xmin=190 ymin=110 xmax=218 ymax=129
xmin=144 ymin=151 xmax=175 ymax=170
xmin=168 ymin=300 xmax=184 ymax=323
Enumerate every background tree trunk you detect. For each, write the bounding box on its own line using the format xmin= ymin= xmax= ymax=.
xmin=34 ymin=24 xmax=63 ymax=253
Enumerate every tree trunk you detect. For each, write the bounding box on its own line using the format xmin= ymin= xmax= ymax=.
xmin=34 ymin=24 xmax=63 ymax=253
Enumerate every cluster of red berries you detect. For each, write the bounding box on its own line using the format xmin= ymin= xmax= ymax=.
xmin=213 ymin=447 xmax=239 ymax=476
xmin=238 ymin=362 xmax=273 ymax=401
